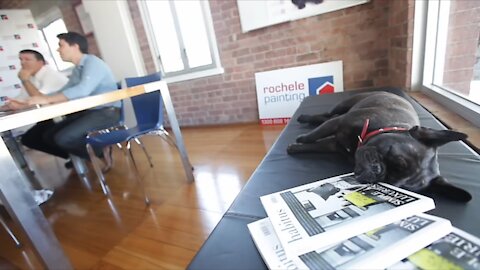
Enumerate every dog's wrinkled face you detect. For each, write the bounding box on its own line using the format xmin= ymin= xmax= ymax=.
xmin=354 ymin=126 xmax=471 ymax=202
xmin=354 ymin=134 xmax=438 ymax=191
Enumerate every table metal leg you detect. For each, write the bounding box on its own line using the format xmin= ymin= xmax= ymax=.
xmin=159 ymin=82 xmax=195 ymax=183
xmin=1 ymin=131 xmax=41 ymax=189
xmin=0 ymin=138 xmax=72 ymax=269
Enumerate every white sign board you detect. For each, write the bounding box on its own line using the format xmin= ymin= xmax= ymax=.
xmin=255 ymin=61 xmax=343 ymax=125
xmin=238 ymin=0 xmax=369 ymax=33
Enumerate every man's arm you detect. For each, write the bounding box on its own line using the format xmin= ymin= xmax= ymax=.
xmin=61 ymin=57 xmax=107 ymax=100
xmin=26 ymin=93 xmax=68 ymax=106
xmin=22 ymin=80 xmax=43 ymax=97
xmin=18 ymin=69 xmax=42 ymax=97
xmin=38 ymin=68 xmax=69 ymax=95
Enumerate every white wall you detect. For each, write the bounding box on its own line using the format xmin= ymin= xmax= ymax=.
xmin=83 ymin=0 xmax=145 ymax=126
xmin=83 ymin=0 xmax=145 ymax=80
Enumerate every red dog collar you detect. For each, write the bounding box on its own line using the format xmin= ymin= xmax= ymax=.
xmin=357 ymin=119 xmax=408 ymax=147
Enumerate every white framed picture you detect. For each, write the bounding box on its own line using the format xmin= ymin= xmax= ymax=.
xmin=238 ymin=0 xmax=370 ymax=32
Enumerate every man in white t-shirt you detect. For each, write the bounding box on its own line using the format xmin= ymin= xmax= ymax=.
xmin=18 ymin=49 xmax=68 ymax=96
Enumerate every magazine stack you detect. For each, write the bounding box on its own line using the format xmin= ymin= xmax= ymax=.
xmin=248 ymin=173 xmax=480 ymax=269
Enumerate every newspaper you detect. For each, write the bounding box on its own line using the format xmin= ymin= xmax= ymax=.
xmin=260 ymin=173 xmax=435 ymax=256
xmin=248 ymin=214 xmax=451 ymax=270
xmin=388 ymin=227 xmax=480 ymax=270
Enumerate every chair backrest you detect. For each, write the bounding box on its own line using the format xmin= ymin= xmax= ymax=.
xmin=125 ymin=72 xmax=163 ymax=127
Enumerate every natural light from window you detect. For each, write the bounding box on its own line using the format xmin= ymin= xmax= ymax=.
xmin=174 ymin=0 xmax=212 ymax=68
xmin=145 ymin=0 xmax=184 ymax=73
xmin=433 ymin=1 xmax=480 ymax=105
xmin=142 ymin=0 xmax=219 ymax=78
xmin=41 ymin=19 xmax=74 ymax=71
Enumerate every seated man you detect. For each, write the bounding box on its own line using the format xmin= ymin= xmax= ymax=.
xmin=18 ymin=49 xmax=68 ymax=96
xmin=6 ymin=32 xmax=121 ymax=165
xmin=1 ymin=50 xmax=68 ymax=205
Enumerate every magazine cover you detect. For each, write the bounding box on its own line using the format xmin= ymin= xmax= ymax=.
xmin=388 ymin=227 xmax=480 ymax=270
xmin=248 ymin=214 xmax=451 ymax=270
xmin=260 ymin=173 xmax=435 ymax=256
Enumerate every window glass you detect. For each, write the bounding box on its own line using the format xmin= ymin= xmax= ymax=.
xmin=433 ymin=1 xmax=480 ymax=105
xmin=142 ymin=0 xmax=219 ymax=77
xmin=174 ymin=0 xmax=212 ymax=68
xmin=41 ymin=19 xmax=73 ymax=71
xmin=145 ymin=0 xmax=184 ymax=73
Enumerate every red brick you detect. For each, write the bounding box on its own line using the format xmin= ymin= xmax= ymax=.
xmin=113 ymin=0 xmax=421 ymax=125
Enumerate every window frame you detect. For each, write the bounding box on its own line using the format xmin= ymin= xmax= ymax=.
xmin=413 ymin=0 xmax=480 ymax=127
xmin=35 ymin=7 xmax=74 ymax=73
xmin=38 ymin=19 xmax=69 ymax=71
xmin=138 ymin=0 xmax=224 ymax=83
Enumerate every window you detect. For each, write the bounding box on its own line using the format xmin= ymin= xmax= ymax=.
xmin=416 ymin=0 xmax=480 ymax=126
xmin=39 ymin=18 xmax=74 ymax=71
xmin=139 ymin=0 xmax=223 ymax=82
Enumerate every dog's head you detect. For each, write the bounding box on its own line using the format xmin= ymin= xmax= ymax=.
xmin=354 ymin=126 xmax=471 ymax=202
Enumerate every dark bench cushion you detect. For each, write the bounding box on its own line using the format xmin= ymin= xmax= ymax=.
xmin=188 ymin=88 xmax=480 ymax=270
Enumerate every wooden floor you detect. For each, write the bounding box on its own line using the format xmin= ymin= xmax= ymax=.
xmin=0 ymin=124 xmax=284 ymax=269
xmin=0 ymin=93 xmax=478 ymax=270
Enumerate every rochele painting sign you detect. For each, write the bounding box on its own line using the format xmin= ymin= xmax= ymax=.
xmin=255 ymin=61 xmax=343 ymax=125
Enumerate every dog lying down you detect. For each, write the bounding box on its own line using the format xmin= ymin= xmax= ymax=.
xmin=287 ymin=91 xmax=472 ymax=202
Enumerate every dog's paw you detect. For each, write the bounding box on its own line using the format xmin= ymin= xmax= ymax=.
xmin=287 ymin=143 xmax=303 ymax=154
xmin=296 ymin=134 xmax=312 ymax=143
xmin=297 ymin=114 xmax=312 ymax=123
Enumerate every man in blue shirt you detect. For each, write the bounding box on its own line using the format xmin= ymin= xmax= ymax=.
xmin=19 ymin=32 xmax=120 ymax=161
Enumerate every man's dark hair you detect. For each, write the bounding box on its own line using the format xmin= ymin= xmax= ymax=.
xmin=19 ymin=49 xmax=45 ymax=63
xmin=57 ymin=32 xmax=88 ymax=54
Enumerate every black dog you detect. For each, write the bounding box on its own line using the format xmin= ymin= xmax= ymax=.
xmin=287 ymin=91 xmax=472 ymax=202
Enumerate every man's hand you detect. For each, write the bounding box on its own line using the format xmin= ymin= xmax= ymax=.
xmin=18 ymin=69 xmax=33 ymax=82
xmin=0 ymin=98 xmax=29 ymax=111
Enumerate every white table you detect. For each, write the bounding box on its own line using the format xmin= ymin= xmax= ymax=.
xmin=0 ymin=81 xmax=194 ymax=269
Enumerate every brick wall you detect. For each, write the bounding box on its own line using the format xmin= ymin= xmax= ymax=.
xmin=2 ymin=0 xmax=415 ymax=126
xmin=59 ymin=1 xmax=100 ymax=57
xmin=442 ymin=0 xmax=480 ymax=96
xmin=0 ymin=0 xmax=31 ymax=9
xmin=128 ymin=0 xmax=413 ymax=126
xmin=388 ymin=0 xmax=414 ymax=91
xmin=127 ymin=0 xmax=156 ymax=74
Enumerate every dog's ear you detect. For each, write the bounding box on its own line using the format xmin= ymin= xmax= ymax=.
xmin=423 ymin=176 xmax=472 ymax=202
xmin=409 ymin=126 xmax=467 ymax=147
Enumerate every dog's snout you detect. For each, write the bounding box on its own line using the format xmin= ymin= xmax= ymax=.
xmin=371 ymin=164 xmax=382 ymax=174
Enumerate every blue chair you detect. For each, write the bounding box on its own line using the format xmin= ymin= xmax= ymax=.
xmin=86 ymin=72 xmax=179 ymax=205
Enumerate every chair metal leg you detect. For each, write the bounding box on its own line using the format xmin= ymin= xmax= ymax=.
xmin=70 ymin=154 xmax=88 ymax=176
xmin=106 ymin=198 xmax=122 ymax=225
xmin=133 ymin=137 xmax=154 ymax=168
xmin=0 ymin=215 xmax=21 ymax=248
xmin=101 ymin=146 xmax=114 ymax=173
xmin=86 ymin=144 xmax=110 ymax=195
xmin=125 ymin=141 xmax=138 ymax=170
xmin=158 ymin=128 xmax=178 ymax=149
xmin=69 ymin=154 xmax=92 ymax=190
xmin=158 ymin=129 xmax=194 ymax=171
xmin=125 ymin=141 xmax=150 ymax=205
